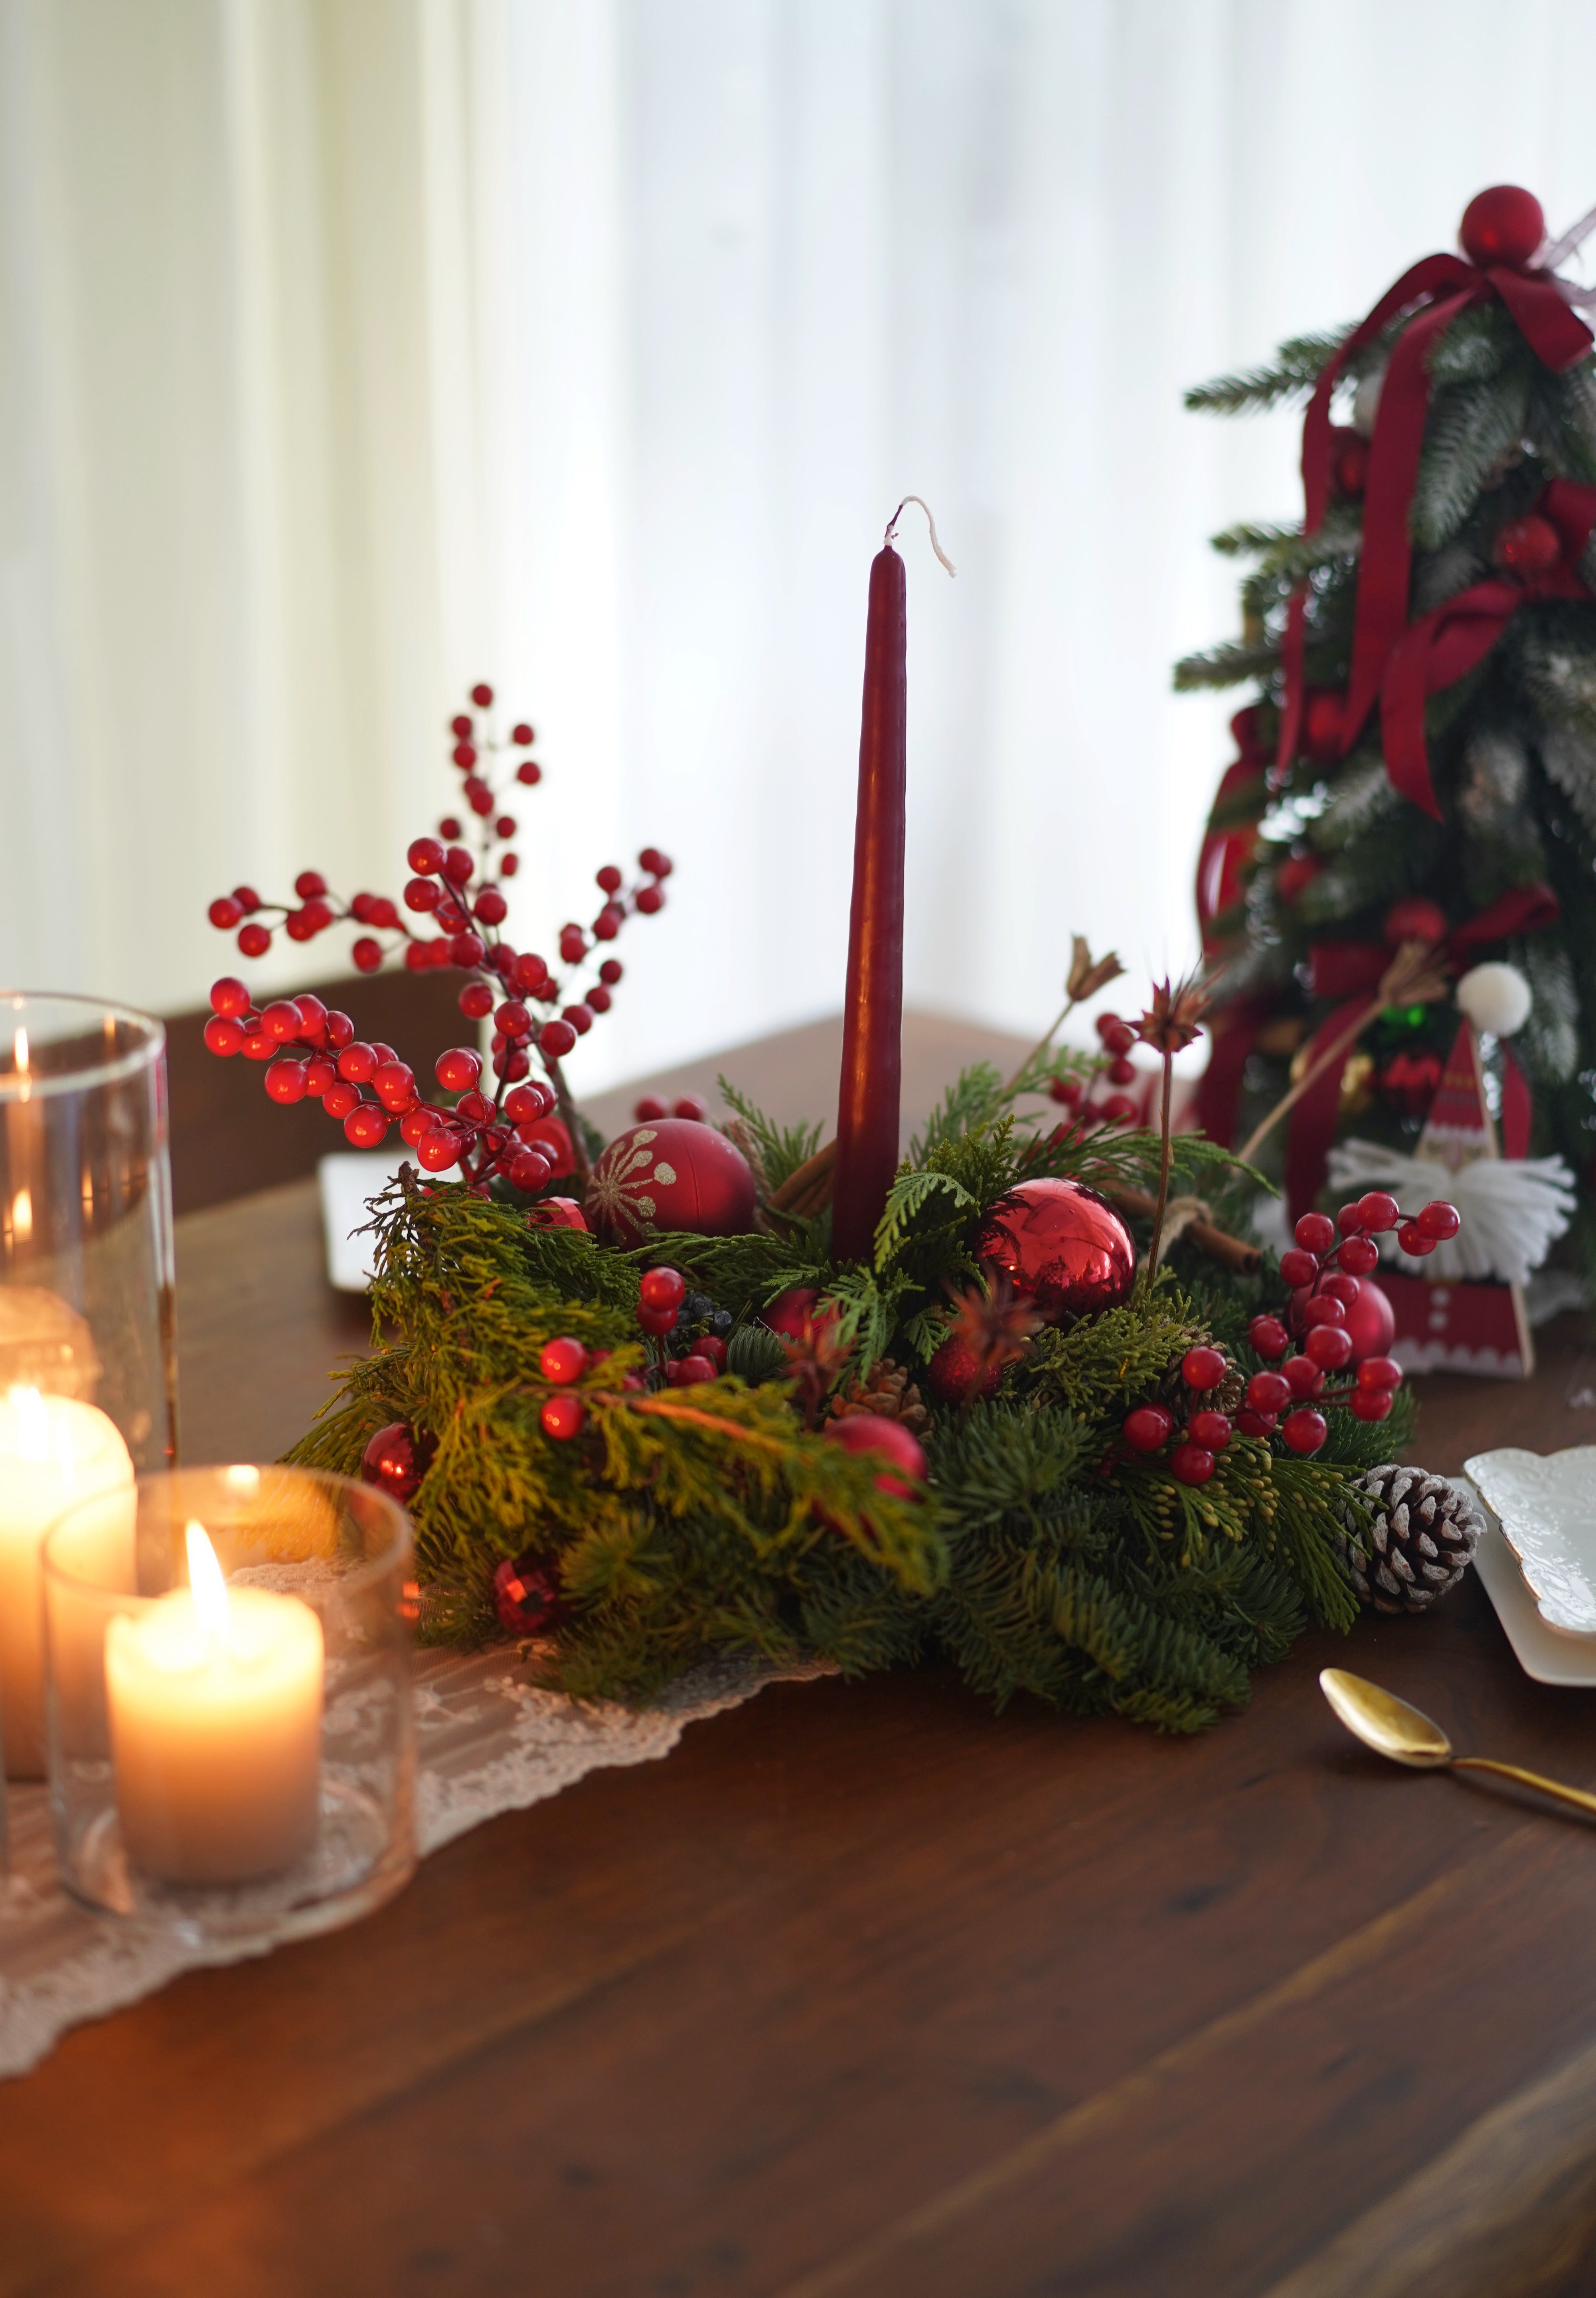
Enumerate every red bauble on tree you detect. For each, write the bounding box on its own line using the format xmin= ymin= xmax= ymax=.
xmin=1341 ymin=1275 xmax=1396 ymax=1364
xmin=585 ymin=1118 xmax=757 ymax=1246
xmin=359 ymin=1420 xmax=436 ymax=1504
xmin=924 ymin=1334 xmax=1004 ymax=1407
xmin=976 ymin=1178 xmax=1136 ymax=1321
xmin=1459 ymin=185 xmax=1545 ymax=271
xmin=1491 ymin=513 xmax=1562 ymax=578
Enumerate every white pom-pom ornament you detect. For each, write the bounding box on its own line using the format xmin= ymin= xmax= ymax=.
xmin=1455 ymin=961 xmax=1533 ymax=1038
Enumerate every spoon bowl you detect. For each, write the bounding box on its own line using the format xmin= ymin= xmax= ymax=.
xmin=1319 ymin=1668 xmax=1453 ymax=1768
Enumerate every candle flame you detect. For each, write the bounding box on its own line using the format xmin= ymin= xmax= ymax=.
xmin=186 ymin=1520 xmax=230 ymax=1640
xmin=12 ymin=1187 xmax=32 ymax=1242
xmin=13 ymin=1027 xmax=28 ymax=1073
xmin=6 ymin=1383 xmax=47 ymax=1457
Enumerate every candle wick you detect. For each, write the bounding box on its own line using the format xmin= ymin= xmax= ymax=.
xmin=883 ymin=496 xmax=956 ymax=576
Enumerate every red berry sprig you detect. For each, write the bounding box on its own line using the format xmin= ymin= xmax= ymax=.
xmin=1041 ymin=1009 xmax=1145 ymax=1133
xmin=203 ymin=686 xmax=677 ymax=1191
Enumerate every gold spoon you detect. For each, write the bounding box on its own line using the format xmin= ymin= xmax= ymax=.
xmin=1319 ymin=1668 xmax=1596 ymax=1818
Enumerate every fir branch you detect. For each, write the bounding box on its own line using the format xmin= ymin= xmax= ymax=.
xmin=1410 ymin=370 xmax=1531 ymax=551
xmin=1172 ymin=637 xmax=1284 ymax=692
xmin=716 ymin=1077 xmax=824 ymax=1192
xmin=1185 ymin=328 xmax=1352 ymax=415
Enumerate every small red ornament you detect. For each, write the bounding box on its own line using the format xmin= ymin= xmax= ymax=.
xmin=924 ymin=1334 xmax=1003 ymax=1407
xmin=763 ymin=1287 xmax=828 ymax=1341
xmin=823 ymin=1413 xmax=927 ymax=1499
xmin=1492 ymin=513 xmax=1561 ymax=578
xmin=976 ymin=1178 xmax=1136 ymax=1321
xmin=1301 ymin=688 xmax=1345 ymax=764
xmin=492 ymin=1551 xmax=569 ymax=1638
xmin=1383 ymin=896 xmax=1447 ymax=947
xmin=586 ymin=1118 xmax=757 ymax=1246
xmin=1460 ymin=185 xmax=1545 ymax=271
xmin=360 ymin=1420 xmax=436 ymax=1503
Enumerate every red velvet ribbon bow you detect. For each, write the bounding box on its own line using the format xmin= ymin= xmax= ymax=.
xmin=1382 ymin=479 xmax=1596 ymax=817
xmin=1285 ymin=880 xmax=1561 ymax=1217
xmin=1279 ymin=252 xmax=1593 ymax=781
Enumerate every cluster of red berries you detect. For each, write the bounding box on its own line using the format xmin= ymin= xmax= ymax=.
xmin=1119 ymin=1190 xmax=1460 ymax=1483
xmin=635 ymin=1266 xmax=728 ymax=1386
xmin=203 ymin=685 xmax=676 ymax=1187
xmin=1047 ymin=1010 xmax=1144 ymax=1128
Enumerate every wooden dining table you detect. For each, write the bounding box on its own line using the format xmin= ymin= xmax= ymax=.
xmin=5 ymin=1010 xmax=1596 ymax=2298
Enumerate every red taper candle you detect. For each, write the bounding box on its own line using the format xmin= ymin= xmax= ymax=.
xmin=831 ymin=537 xmax=908 ymax=1263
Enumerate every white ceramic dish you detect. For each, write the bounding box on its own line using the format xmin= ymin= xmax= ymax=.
xmin=1470 ymin=1508 xmax=1596 ymax=1686
xmin=1465 ymin=1445 xmax=1596 ymax=1638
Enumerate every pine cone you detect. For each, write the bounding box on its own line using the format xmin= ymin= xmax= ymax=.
xmin=1336 ymin=1464 xmax=1484 ymax=1615
xmin=830 ymin=1359 xmax=930 ymax=1435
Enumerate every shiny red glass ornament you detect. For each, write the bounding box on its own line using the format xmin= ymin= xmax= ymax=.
xmin=586 ymin=1118 xmax=757 ymax=1247
xmin=1341 ymin=1275 xmax=1396 ymax=1362
xmin=976 ymin=1178 xmax=1136 ymax=1321
xmin=823 ymin=1413 xmax=927 ymax=1499
xmin=924 ymin=1334 xmax=1003 ymax=1407
xmin=1459 ymin=184 xmax=1544 ymax=270
xmin=360 ymin=1419 xmax=435 ymax=1504
xmin=492 ymin=1551 xmax=569 ymax=1637
xmin=525 ymin=1196 xmax=588 ymax=1232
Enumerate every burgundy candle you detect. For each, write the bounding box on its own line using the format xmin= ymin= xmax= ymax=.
xmin=830 ymin=533 xmax=909 ymax=1263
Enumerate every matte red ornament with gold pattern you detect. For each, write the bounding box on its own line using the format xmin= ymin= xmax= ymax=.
xmin=977 ymin=1177 xmax=1136 ymax=1321
xmin=586 ymin=1118 xmax=757 ymax=1246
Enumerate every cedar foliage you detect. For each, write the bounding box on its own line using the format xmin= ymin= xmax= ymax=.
xmin=289 ymin=1081 xmax=1409 ymax=1731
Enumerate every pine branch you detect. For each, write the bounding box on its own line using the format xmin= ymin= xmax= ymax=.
xmin=1185 ymin=328 xmax=1353 ymax=416
xmin=1410 ymin=370 xmax=1531 ymax=551
xmin=1172 ymin=637 xmax=1284 ymax=692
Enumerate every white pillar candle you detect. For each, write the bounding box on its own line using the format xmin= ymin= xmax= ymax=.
xmin=105 ymin=1524 xmax=324 ymax=1885
xmin=0 ymin=1385 xmax=134 ymax=1776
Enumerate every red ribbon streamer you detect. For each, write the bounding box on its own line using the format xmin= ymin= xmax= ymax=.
xmin=1195 ymin=707 xmax=1270 ymax=955
xmin=1280 ymin=254 xmax=1593 ymax=782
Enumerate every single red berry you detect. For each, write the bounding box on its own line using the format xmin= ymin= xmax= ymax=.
xmin=636 ymin=1301 xmax=679 ymax=1336
xmin=474 ymin=888 xmax=508 ymax=926
xmin=470 ymin=681 xmax=494 ymax=707
xmin=1337 ymin=1234 xmax=1379 ymax=1276
xmin=450 ymin=713 xmax=473 ymax=738
xmin=1417 ymin=1199 xmax=1461 ymax=1240
xmin=415 ymin=1128 xmax=460 ymax=1173
xmin=466 ymin=780 xmax=494 ymax=818
xmin=510 ymin=952 xmax=547 ymax=993
xmin=1247 ymin=1313 xmax=1290 ymax=1360
xmin=294 ymin=869 xmax=328 ymax=900
xmin=443 ymin=846 xmax=475 ymax=885
xmin=1098 ymin=1093 xmax=1140 ymax=1125
xmin=540 ymin=1336 xmax=588 ymax=1385
xmin=1304 ymin=1323 xmax=1353 ymax=1371
xmin=505 ymin=1081 xmax=555 ymax=1124
xmin=598 ymin=959 xmax=622 ymax=985
xmin=586 ymin=984 xmax=612 ymax=1014
xmin=495 ymin=816 xmax=518 ymax=841
xmin=1357 ymin=1356 xmax=1403 ymax=1393
xmin=541 ymin=1393 xmax=585 ymax=1441
xmin=325 ymin=1010 xmax=355 ymax=1049
xmin=589 ymin=865 xmax=620 ymax=898
xmin=634 ymin=1095 xmax=670 ymax=1121
xmin=322 ymin=1080 xmax=359 ymax=1119
xmin=1247 ymin=1371 xmax=1292 ymax=1415
xmin=231 ymin=884 xmax=261 ymax=913
xmin=1181 ymin=1345 xmax=1227 ymax=1391
xmin=517 ymin=759 xmax=542 ymax=786
xmin=1282 ymin=1408 xmax=1328 ymax=1455
xmin=1283 ymin=1354 xmax=1324 ymax=1398
xmin=638 ymin=847 xmax=664 ymax=875
xmin=496 ymin=1001 xmax=531 ymax=1039
xmin=510 ymin=721 xmax=533 ymax=744
xmin=1301 ymin=1293 xmax=1347 ymax=1329
xmin=435 ymin=1047 xmax=482 ymax=1093
xmin=408 ymin=837 xmax=445 ymax=875
xmin=1171 ymin=1444 xmax=1216 ymax=1486
xmin=560 ymin=1005 xmax=591 ymax=1036
xmin=208 ymin=895 xmax=243 ymax=929
xmin=1396 ymin=1221 xmax=1436 ymax=1257
xmin=404 ymin=877 xmax=441 ymax=913
xmin=672 ymin=1094 xmax=709 ymax=1121
xmin=1189 ymin=1409 xmax=1233 ymax=1450
xmin=1336 ymin=1202 xmax=1364 ymax=1237
xmin=448 ymin=931 xmax=484 ymax=969
xmin=258 ymin=999 xmax=299 ymax=1043
xmin=1107 ymin=1056 xmax=1136 ymax=1086
xmin=337 ymin=1042 xmax=379 ymax=1084
xmin=344 ymin=1104 xmax=388 ymax=1149
xmin=692 ymin=1334 xmax=729 ymax=1374
xmin=454 ymin=1090 xmax=491 ymax=1126
xmin=508 ymin=1149 xmax=551 ymax=1190
xmin=1100 ymin=1021 xmax=1135 ymax=1057
xmin=1235 ymin=1409 xmax=1278 ymax=1439
xmin=1092 ymin=1011 xmax=1121 ymax=1042
xmin=639 ymin=1266 xmax=686 ymax=1313
xmin=203 ymin=1015 xmax=243 ymax=1056
xmin=636 ymin=884 xmax=664 ymax=914
xmin=210 ymin=976 xmax=251 ymax=1018
xmin=1351 ymin=1390 xmax=1395 ymax=1423
xmin=458 ymin=981 xmax=494 ymax=1021
xmin=238 ymin=922 xmax=271 ymax=957
xmin=1049 ymin=1074 xmax=1083 ymax=1106
xmin=540 ymin=1019 xmax=577 ymax=1058
xmin=1357 ymin=1190 xmax=1401 ymax=1234
xmin=666 ymin=1354 xmax=715 ymax=1388
xmin=284 ymin=909 xmax=316 ymax=943
xmin=373 ymin=1061 xmax=417 ymax=1113
xmin=1318 ymin=1271 xmax=1361 ymax=1309
xmin=241 ymin=1029 xmax=274 ymax=1060
xmin=304 ymin=1055 xmax=337 ymax=1098
xmin=651 ymin=853 xmax=673 ymax=877
xmin=1122 ymin=1404 xmax=1173 ymax=1452
xmin=559 ymin=926 xmax=588 ymax=963
xmin=439 ymin=816 xmax=463 ymax=840
xmin=351 ymin=936 xmax=381 ymax=972
xmin=452 ymin=741 xmax=477 ymax=769
xmin=264 ymin=1058 xmax=308 ymax=1104
xmin=1279 ymin=1248 xmax=1319 ymax=1289
xmin=1294 ymin=1212 xmax=1336 ymax=1255
xmin=592 ymin=908 xmax=622 ymax=942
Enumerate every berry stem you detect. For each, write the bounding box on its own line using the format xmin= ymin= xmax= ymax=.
xmin=1145 ymin=1048 xmax=1176 ymax=1285
xmin=1001 ymin=995 xmax=1078 ymax=1099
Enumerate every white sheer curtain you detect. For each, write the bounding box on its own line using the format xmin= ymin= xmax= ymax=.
xmin=7 ymin=1 xmax=1596 ymax=1091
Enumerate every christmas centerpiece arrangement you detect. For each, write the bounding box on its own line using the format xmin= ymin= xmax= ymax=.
xmin=200 ymin=507 xmax=1472 ymax=1733
xmin=1184 ymin=184 xmax=1596 ymax=1374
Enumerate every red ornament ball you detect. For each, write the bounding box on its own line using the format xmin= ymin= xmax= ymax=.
xmin=762 ymin=1287 xmax=830 ymax=1341
xmin=1492 ymin=513 xmax=1561 ymax=578
xmin=492 ymin=1552 xmax=569 ymax=1638
xmin=823 ymin=1414 xmax=928 ymax=1499
xmin=1384 ymin=896 xmax=1448 ymax=947
xmin=585 ymin=1118 xmax=757 ymax=1247
xmin=360 ymin=1420 xmax=435 ymax=1504
xmin=924 ymin=1335 xmax=1003 ymax=1407
xmin=1460 ymin=185 xmax=1545 ymax=271
xmin=976 ymin=1178 xmax=1136 ymax=1321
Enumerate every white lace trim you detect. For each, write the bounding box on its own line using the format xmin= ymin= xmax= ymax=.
xmin=0 ymin=1646 xmax=831 ymax=2079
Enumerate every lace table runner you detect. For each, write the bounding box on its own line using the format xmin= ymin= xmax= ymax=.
xmin=0 ymin=1646 xmax=829 ymax=2079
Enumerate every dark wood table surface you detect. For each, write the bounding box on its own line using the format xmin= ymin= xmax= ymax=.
xmin=6 ymin=1013 xmax=1596 ymax=2298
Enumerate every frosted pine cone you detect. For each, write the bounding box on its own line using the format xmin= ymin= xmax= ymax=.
xmin=830 ymin=1359 xmax=930 ymax=1436
xmin=1336 ymin=1464 xmax=1484 ymax=1615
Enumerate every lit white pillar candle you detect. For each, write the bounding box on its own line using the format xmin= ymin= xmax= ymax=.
xmin=106 ymin=1523 xmax=324 ymax=1884
xmin=0 ymin=1385 xmax=134 ymax=1776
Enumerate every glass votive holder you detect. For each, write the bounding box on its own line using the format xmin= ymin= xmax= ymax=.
xmin=43 ymin=1464 xmax=416 ymax=1947
xmin=0 ymin=992 xmax=176 ymax=1778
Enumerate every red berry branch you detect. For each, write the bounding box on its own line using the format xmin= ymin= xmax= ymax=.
xmin=1119 ymin=1189 xmax=1462 ymax=1481
xmin=202 ymin=685 xmax=674 ymax=1192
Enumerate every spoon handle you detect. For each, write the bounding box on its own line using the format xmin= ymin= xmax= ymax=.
xmin=1453 ymin=1755 xmax=1596 ymax=1818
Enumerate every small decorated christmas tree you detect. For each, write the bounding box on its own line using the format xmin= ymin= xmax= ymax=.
xmin=1184 ymin=184 xmax=1596 ymax=1293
